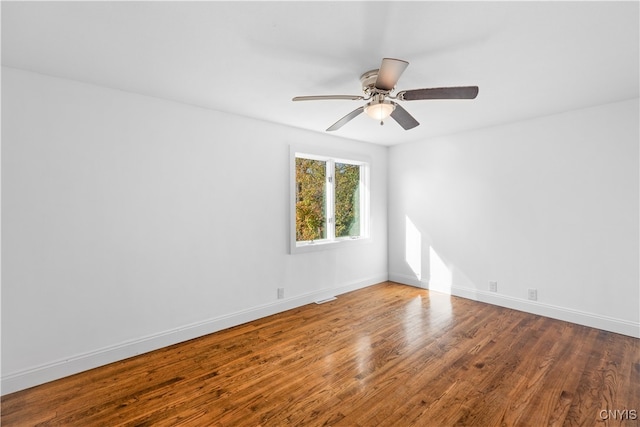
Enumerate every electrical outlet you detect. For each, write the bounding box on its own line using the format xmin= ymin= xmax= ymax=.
xmin=277 ymin=288 xmax=285 ymax=299
xmin=489 ymin=281 xmax=498 ymax=292
xmin=528 ymin=289 xmax=537 ymax=301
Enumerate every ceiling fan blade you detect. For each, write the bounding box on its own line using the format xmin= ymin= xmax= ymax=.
xmin=326 ymin=106 xmax=365 ymax=131
xmin=374 ymin=58 xmax=409 ymax=91
xmin=398 ymin=86 xmax=479 ymax=101
xmin=390 ymin=103 xmax=419 ymax=130
xmin=293 ymin=95 xmax=365 ymax=101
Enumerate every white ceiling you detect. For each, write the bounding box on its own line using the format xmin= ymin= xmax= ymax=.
xmin=2 ymin=1 xmax=638 ymax=146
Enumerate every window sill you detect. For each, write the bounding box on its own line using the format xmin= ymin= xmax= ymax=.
xmin=290 ymin=237 xmax=372 ymax=254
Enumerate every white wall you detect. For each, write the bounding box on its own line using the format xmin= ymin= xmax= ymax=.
xmin=1 ymin=67 xmax=388 ymax=393
xmin=389 ymin=98 xmax=639 ymax=338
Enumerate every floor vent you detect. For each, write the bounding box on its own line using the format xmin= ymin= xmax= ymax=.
xmin=315 ymin=297 xmax=337 ymax=304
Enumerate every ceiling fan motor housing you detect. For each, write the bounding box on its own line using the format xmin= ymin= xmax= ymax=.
xmin=360 ymin=69 xmax=385 ymax=95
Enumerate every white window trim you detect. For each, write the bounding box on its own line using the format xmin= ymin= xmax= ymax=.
xmin=289 ymin=144 xmax=371 ymax=254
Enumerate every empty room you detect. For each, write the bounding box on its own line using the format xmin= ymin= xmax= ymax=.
xmin=1 ymin=1 xmax=638 ymax=426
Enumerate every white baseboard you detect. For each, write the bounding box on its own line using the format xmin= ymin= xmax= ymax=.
xmin=389 ymin=273 xmax=639 ymax=339
xmin=1 ymin=275 xmax=386 ymax=395
xmin=388 ymin=272 xmax=427 ymax=289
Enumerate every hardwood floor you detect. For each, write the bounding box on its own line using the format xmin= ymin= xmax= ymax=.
xmin=2 ymin=282 xmax=639 ymax=426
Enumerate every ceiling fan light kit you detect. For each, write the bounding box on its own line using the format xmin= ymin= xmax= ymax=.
xmin=365 ymin=96 xmax=395 ymax=123
xmin=293 ymin=58 xmax=478 ymax=132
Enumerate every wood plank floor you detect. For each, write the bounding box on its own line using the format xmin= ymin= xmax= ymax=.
xmin=2 ymin=282 xmax=639 ymax=426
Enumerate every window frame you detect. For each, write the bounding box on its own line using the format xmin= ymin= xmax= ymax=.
xmin=289 ymin=144 xmax=371 ymax=254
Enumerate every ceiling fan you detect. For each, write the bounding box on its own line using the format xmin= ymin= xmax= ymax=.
xmin=292 ymin=58 xmax=478 ymax=131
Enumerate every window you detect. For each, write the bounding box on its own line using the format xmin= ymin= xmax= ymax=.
xmin=295 ymin=157 xmax=327 ymax=241
xmin=290 ymin=146 xmax=370 ymax=253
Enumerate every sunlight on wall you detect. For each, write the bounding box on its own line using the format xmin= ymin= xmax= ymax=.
xmin=402 ymin=216 xmax=453 ymax=330
xmin=405 ymin=216 xmax=422 ymax=281
xmin=429 ymin=246 xmax=452 ymax=295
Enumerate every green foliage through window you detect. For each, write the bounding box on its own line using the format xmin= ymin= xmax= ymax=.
xmin=295 ymin=155 xmax=362 ymax=242
xmin=335 ymin=163 xmax=360 ymax=238
xmin=295 ymin=158 xmax=326 ymax=241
